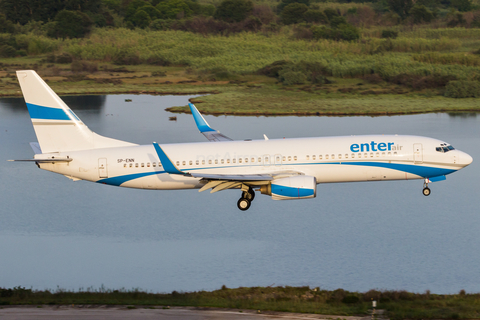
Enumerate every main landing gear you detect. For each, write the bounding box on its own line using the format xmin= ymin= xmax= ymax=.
xmin=237 ymin=187 xmax=255 ymax=211
xmin=422 ymin=179 xmax=431 ymax=196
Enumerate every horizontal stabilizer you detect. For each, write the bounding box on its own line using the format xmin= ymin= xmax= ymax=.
xmin=8 ymin=157 xmax=72 ymax=163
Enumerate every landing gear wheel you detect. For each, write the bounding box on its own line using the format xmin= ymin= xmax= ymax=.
xmin=423 ymin=187 xmax=431 ymax=196
xmin=237 ymin=198 xmax=251 ymax=211
xmin=242 ymin=188 xmax=255 ymax=201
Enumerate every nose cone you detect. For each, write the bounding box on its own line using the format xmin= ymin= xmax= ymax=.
xmin=459 ymin=151 xmax=473 ymax=167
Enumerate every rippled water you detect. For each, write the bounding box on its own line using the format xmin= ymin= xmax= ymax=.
xmin=0 ymin=95 xmax=479 ymax=293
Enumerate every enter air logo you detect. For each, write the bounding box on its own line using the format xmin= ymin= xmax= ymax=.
xmin=350 ymin=141 xmax=403 ymax=152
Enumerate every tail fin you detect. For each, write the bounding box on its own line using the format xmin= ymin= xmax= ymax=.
xmin=16 ymin=70 xmax=135 ymax=153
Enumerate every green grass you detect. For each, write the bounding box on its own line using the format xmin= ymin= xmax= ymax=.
xmin=1 ymin=286 xmax=480 ymax=318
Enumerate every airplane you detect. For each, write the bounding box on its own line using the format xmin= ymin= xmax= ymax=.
xmin=11 ymin=70 xmax=473 ymax=211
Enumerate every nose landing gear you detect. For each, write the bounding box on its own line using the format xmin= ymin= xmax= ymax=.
xmin=423 ymin=179 xmax=431 ymax=196
xmin=237 ymin=187 xmax=255 ymax=211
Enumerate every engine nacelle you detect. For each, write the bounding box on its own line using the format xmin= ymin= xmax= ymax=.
xmin=261 ymin=175 xmax=317 ymax=200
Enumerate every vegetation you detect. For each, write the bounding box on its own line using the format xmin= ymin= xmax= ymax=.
xmin=1 ymin=286 xmax=480 ymax=319
xmin=0 ymin=0 xmax=480 ymax=115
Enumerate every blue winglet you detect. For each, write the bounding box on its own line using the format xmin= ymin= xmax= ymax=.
xmin=189 ymin=103 xmax=216 ymax=133
xmin=153 ymin=142 xmax=185 ymax=175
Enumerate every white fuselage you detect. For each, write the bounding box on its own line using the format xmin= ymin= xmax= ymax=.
xmin=35 ymin=135 xmax=471 ymax=190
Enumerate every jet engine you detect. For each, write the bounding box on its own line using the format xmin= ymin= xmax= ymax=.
xmin=260 ymin=175 xmax=317 ymax=200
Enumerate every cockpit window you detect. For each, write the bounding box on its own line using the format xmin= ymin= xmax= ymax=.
xmin=436 ymin=144 xmax=455 ymax=153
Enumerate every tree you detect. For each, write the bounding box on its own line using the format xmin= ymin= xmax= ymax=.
xmin=281 ymin=3 xmax=309 ymax=24
xmin=304 ymin=9 xmax=328 ymax=24
xmin=0 ymin=14 xmax=14 ymax=33
xmin=388 ymin=0 xmax=413 ymax=19
xmin=132 ymin=10 xmax=151 ymax=28
xmin=451 ymin=0 xmax=472 ymax=11
xmin=277 ymin=0 xmax=310 ymax=13
xmin=214 ymin=0 xmax=254 ymax=23
xmin=156 ymin=0 xmax=194 ymax=19
xmin=51 ymin=10 xmax=93 ymax=38
xmin=409 ymin=5 xmax=434 ymax=23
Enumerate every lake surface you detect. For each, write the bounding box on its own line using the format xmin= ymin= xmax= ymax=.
xmin=0 ymin=94 xmax=479 ymax=294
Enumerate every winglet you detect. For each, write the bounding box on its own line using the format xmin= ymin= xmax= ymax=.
xmin=188 ymin=103 xmax=233 ymax=142
xmin=153 ymin=142 xmax=185 ymax=175
xmin=189 ymin=103 xmax=216 ymax=133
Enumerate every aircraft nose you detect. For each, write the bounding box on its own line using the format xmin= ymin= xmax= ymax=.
xmin=460 ymin=151 xmax=473 ymax=167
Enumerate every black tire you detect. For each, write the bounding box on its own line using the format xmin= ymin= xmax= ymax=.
xmin=242 ymin=188 xmax=255 ymax=201
xmin=423 ymin=187 xmax=431 ymax=196
xmin=237 ymin=198 xmax=251 ymax=211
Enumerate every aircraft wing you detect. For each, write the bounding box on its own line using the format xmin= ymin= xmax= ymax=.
xmin=153 ymin=142 xmax=302 ymax=193
xmin=188 ymin=103 xmax=233 ymax=142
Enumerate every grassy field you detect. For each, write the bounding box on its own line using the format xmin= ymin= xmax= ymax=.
xmin=1 ymin=286 xmax=480 ymax=319
xmin=2 ymin=27 xmax=480 ymax=115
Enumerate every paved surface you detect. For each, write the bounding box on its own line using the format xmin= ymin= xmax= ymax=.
xmin=0 ymin=306 xmax=373 ymax=320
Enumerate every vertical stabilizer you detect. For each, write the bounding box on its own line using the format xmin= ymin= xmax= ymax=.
xmin=16 ymin=70 xmax=135 ymax=153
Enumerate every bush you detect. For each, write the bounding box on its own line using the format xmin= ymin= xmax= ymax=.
xmin=388 ymin=73 xmax=456 ymax=90
xmin=0 ymin=45 xmax=16 ymax=57
xmin=132 ymin=10 xmax=151 ymax=29
xmin=71 ymin=61 xmax=98 ymax=73
xmin=214 ymin=0 xmax=254 ymax=23
xmin=323 ymin=8 xmax=339 ymax=20
xmin=445 ymin=80 xmax=480 ymax=98
xmin=304 ymin=10 xmax=328 ymax=24
xmin=409 ymin=5 xmax=434 ymax=24
xmin=113 ymin=51 xmax=142 ymax=65
xmin=279 ymin=70 xmax=307 ymax=85
xmin=342 ymin=295 xmax=360 ymax=304
xmin=281 ymin=3 xmax=309 ymax=25
xmin=56 ymin=53 xmax=73 ymax=64
xmin=257 ymin=60 xmax=292 ymax=78
xmin=50 ymin=10 xmax=93 ymax=39
xmin=381 ymin=30 xmax=398 ymax=39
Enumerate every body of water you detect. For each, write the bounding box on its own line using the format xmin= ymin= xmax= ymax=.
xmin=0 ymin=94 xmax=478 ymax=294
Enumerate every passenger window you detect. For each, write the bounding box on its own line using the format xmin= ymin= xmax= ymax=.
xmin=345 ymin=154 xmax=348 ymax=159
xmin=239 ymin=158 xmax=242 ymax=163
xmin=294 ymin=156 xmax=297 ymax=161
xmin=233 ymin=159 xmax=236 ymax=163
xmin=129 ymin=163 xmax=133 ymax=167
xmin=245 ymin=158 xmax=248 ymax=163
xmin=364 ymin=153 xmax=367 ymax=158
xmin=147 ymin=163 xmax=150 ymax=167
xmin=227 ymin=159 xmax=230 ymax=164
xmin=288 ymin=156 xmax=291 ymax=161
xmin=376 ymin=152 xmax=379 ymax=157
xmin=370 ymin=153 xmax=373 ymax=158
xmin=202 ymin=160 xmax=205 ymax=165
xmin=215 ymin=159 xmax=218 ymax=164
xmin=312 ymin=155 xmax=316 ymax=160
xmin=176 ymin=161 xmax=179 ymax=166
xmin=189 ymin=161 xmax=192 ymax=165
xmin=351 ymin=154 xmax=355 ymax=158
xmin=358 ymin=154 xmax=361 ymax=158
xmin=208 ymin=160 xmax=212 ymax=164
xmin=124 ymin=164 xmax=127 ymax=168
xmin=382 ymin=152 xmax=385 ymax=157
xmin=331 ymin=154 xmax=335 ymax=159
xmin=141 ymin=163 xmax=145 ymax=167
xmin=258 ymin=157 xmax=261 ymax=163
xmin=326 ymin=155 xmax=329 ymax=159
xmin=388 ymin=152 xmax=391 ymax=156
xmin=135 ymin=163 xmax=139 ymax=167
xmin=153 ymin=162 xmax=156 ymax=167
xmin=394 ymin=152 xmax=397 ymax=155
xmin=221 ymin=159 xmax=224 ymax=164
xmin=182 ymin=161 xmax=185 ymax=166
xmin=338 ymin=154 xmax=342 ymax=159
xmin=319 ymin=155 xmax=322 ymax=160
xmin=306 ymin=155 xmax=310 ymax=160
xmin=196 ymin=160 xmax=199 ymax=165
xmin=283 ymin=156 xmax=286 ymax=161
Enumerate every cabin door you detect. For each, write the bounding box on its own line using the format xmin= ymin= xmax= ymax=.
xmin=98 ymin=158 xmax=108 ymax=178
xmin=413 ymin=143 xmax=423 ymax=164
